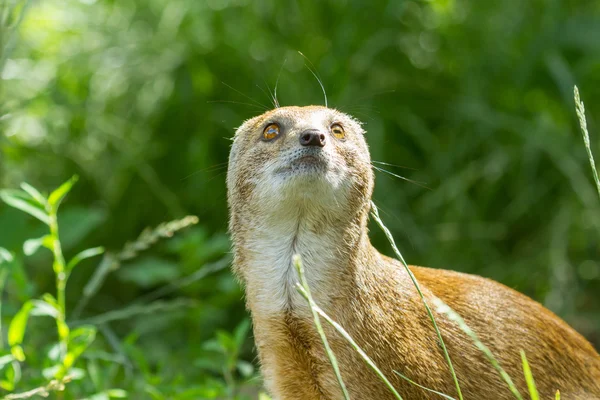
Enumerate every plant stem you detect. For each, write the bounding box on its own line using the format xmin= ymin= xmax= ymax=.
xmin=371 ymin=202 xmax=463 ymax=400
xmin=48 ymin=212 xmax=69 ymax=357
xmin=293 ymin=255 xmax=351 ymax=400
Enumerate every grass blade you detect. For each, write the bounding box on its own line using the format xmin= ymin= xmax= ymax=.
xmin=573 ymin=86 xmax=600 ymax=201
xmin=295 ymin=277 xmax=404 ymax=399
xmin=293 ymin=255 xmax=350 ymax=400
xmin=520 ymin=350 xmax=539 ymax=400
xmin=393 ymin=371 xmax=456 ymax=400
xmin=66 ymin=247 xmax=105 ymax=273
xmin=433 ymin=297 xmax=523 ymax=400
xmin=0 ymin=190 xmax=50 ymax=225
xmin=370 ymin=202 xmax=463 ymax=400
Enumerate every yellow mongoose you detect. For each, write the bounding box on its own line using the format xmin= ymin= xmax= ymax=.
xmin=226 ymin=105 xmax=600 ymax=399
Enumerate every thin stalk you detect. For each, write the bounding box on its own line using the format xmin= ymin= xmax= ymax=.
xmin=433 ymin=297 xmax=523 ymax=400
xmin=370 ymin=202 xmax=463 ymax=400
xmin=0 ymin=268 xmax=8 ymax=351
xmin=573 ymin=86 xmax=600 ymax=200
xmin=48 ymin=212 xmax=69 ymax=356
xmin=293 ymin=255 xmax=350 ymax=400
xmin=296 ymin=283 xmax=404 ymax=400
xmin=392 ymin=371 xmax=456 ymax=400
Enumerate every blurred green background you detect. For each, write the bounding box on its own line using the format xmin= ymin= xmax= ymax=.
xmin=1 ymin=0 xmax=600 ymax=398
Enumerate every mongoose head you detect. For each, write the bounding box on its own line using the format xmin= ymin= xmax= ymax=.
xmin=227 ymin=106 xmax=374 ymax=231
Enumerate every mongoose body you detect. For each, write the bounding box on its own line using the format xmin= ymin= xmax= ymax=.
xmin=226 ymin=105 xmax=600 ymax=399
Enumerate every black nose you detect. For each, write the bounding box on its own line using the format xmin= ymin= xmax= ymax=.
xmin=299 ymin=129 xmax=326 ymax=147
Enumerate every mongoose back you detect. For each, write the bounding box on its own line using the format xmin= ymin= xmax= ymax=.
xmin=226 ymin=105 xmax=600 ymax=399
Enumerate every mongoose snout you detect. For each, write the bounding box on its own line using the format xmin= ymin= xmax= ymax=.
xmin=299 ymin=129 xmax=327 ymax=147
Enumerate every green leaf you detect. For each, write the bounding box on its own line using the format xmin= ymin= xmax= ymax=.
xmin=0 ymin=355 xmax=15 ymax=371
xmin=556 ymin=390 xmax=561 ymax=400
xmin=62 ymin=325 xmax=97 ymax=371
xmin=20 ymin=183 xmax=47 ymax=207
xmin=48 ymin=175 xmax=79 ymax=210
xmin=107 ymin=389 xmax=128 ymax=398
xmin=42 ymin=293 xmax=58 ymax=308
xmin=66 ymin=247 xmax=105 ymax=272
xmin=233 ymin=318 xmax=251 ymax=349
xmin=236 ymin=360 xmax=254 ymax=377
xmin=0 ymin=248 xmax=13 ymax=264
xmin=23 ymin=235 xmax=52 ymax=256
xmin=216 ymin=331 xmax=235 ymax=353
xmin=0 ymin=190 xmax=50 ymax=225
xmin=520 ymin=350 xmax=539 ymax=400
xmin=0 ymin=361 xmax=20 ymax=391
xmin=8 ymin=301 xmax=33 ymax=361
xmin=31 ymin=299 xmax=59 ymax=318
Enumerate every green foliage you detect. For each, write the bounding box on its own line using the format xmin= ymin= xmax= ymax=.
xmin=0 ymin=178 xmax=244 ymax=398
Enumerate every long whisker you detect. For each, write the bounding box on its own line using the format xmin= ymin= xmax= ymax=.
xmin=298 ymin=51 xmax=328 ymax=108
xmin=372 ymin=165 xmax=430 ymax=190
xmin=343 ymin=109 xmax=377 ymax=122
xmin=372 ymin=160 xmax=417 ymax=171
xmin=256 ymin=83 xmax=277 ymax=109
xmin=221 ymin=82 xmax=270 ymax=110
xmin=273 ymin=58 xmax=287 ymax=108
xmin=181 ymin=163 xmax=228 ymax=181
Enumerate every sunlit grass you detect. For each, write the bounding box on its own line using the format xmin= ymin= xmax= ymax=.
xmin=574 ymin=85 xmax=600 ymax=201
xmin=0 ymin=178 xmax=202 ymax=398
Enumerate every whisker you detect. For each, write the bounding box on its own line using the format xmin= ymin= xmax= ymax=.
xmin=204 ymin=170 xmax=229 ymax=184
xmin=181 ymin=163 xmax=228 ymax=181
xmin=298 ymin=51 xmax=328 ymax=108
xmin=263 ymin=78 xmax=278 ymax=109
xmin=256 ymin=83 xmax=277 ymax=109
xmin=221 ymin=81 xmax=270 ymax=110
xmin=273 ymin=58 xmax=287 ymax=108
xmin=372 ymin=160 xmax=417 ymax=171
xmin=344 ymin=109 xmax=377 ymax=122
xmin=372 ymin=165 xmax=430 ymax=190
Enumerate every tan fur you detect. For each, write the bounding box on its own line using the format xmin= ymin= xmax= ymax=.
xmin=226 ymin=106 xmax=600 ymax=400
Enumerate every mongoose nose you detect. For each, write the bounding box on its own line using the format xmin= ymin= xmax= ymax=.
xmin=299 ymin=129 xmax=326 ymax=147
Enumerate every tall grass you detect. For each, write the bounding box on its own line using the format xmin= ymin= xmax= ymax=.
xmin=371 ymin=202 xmax=463 ymax=400
xmin=294 ymin=256 xmax=403 ymax=400
xmin=293 ymin=255 xmax=350 ymax=400
xmin=574 ymin=85 xmax=600 ymax=200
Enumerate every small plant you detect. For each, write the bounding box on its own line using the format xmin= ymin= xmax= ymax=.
xmin=0 ymin=176 xmax=103 ymax=395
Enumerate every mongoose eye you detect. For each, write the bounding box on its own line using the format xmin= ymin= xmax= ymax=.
xmin=331 ymin=123 xmax=345 ymax=139
xmin=263 ymin=123 xmax=280 ymax=141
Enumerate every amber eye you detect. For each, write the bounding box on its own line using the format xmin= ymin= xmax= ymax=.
xmin=263 ymin=123 xmax=280 ymax=140
xmin=331 ymin=123 xmax=345 ymax=139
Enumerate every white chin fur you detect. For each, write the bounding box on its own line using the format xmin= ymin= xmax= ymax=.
xmin=241 ymin=161 xmax=351 ymax=315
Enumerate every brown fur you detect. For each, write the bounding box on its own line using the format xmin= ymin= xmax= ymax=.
xmin=226 ymin=106 xmax=600 ymax=399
